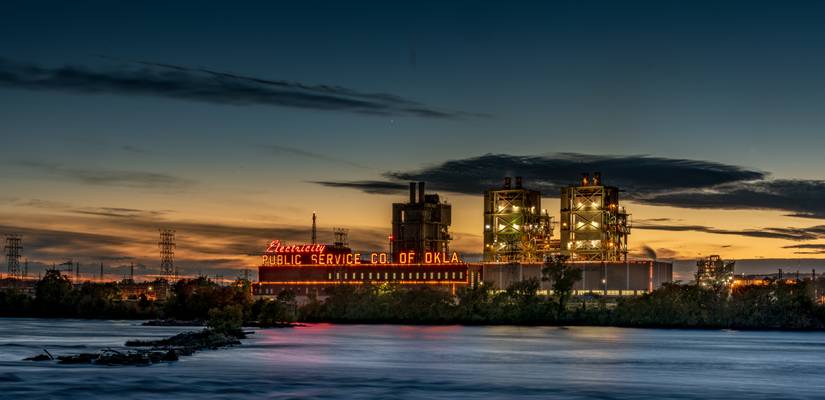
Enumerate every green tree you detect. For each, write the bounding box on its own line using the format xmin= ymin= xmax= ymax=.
xmin=258 ymin=290 xmax=298 ymax=325
xmin=542 ymin=255 xmax=581 ymax=319
xmin=208 ymin=304 xmax=244 ymax=335
xmin=34 ymin=269 xmax=75 ymax=316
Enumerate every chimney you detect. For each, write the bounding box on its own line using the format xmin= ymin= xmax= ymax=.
xmin=515 ymin=176 xmax=523 ymax=189
xmin=581 ymin=173 xmax=590 ymax=186
xmin=409 ymin=182 xmax=416 ymax=204
xmin=504 ymin=177 xmax=512 ymax=189
xmin=418 ymin=182 xmax=425 ymax=204
xmin=593 ymin=172 xmax=601 ymax=186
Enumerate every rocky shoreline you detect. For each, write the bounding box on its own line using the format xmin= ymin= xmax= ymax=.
xmin=24 ymin=329 xmax=245 ymax=366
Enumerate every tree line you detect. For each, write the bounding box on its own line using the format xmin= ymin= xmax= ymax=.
xmin=3 ymin=258 xmax=825 ymax=330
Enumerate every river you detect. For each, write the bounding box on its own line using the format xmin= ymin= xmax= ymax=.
xmin=0 ymin=318 xmax=823 ymax=399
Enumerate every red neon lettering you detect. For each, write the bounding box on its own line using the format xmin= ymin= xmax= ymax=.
xmin=265 ymin=240 xmax=326 ymax=254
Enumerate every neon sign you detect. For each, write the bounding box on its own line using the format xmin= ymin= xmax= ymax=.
xmin=260 ymin=241 xmax=462 ymax=267
xmin=265 ymin=240 xmax=326 ymax=254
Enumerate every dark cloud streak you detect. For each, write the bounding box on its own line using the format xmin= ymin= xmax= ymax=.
xmin=315 ymin=153 xmax=825 ymax=220
xmin=260 ymin=144 xmax=371 ymax=170
xmin=15 ymin=161 xmax=195 ymax=190
xmin=635 ymin=222 xmax=825 ymax=241
xmin=0 ymin=58 xmax=472 ymax=119
xmin=322 ymin=153 xmax=764 ymax=196
xmin=312 ymin=180 xmax=408 ymax=194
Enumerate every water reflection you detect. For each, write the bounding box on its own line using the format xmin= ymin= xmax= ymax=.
xmin=1 ymin=318 xmax=824 ymax=399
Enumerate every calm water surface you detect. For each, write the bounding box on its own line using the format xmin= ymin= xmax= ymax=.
xmin=0 ymin=318 xmax=823 ymax=399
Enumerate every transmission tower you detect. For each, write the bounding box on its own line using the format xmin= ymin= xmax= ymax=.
xmin=159 ymin=229 xmax=176 ymax=279
xmin=5 ymin=234 xmax=22 ymax=279
xmin=333 ymin=228 xmax=349 ymax=247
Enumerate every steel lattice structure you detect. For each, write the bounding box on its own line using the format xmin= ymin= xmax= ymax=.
xmin=159 ymin=229 xmax=176 ymax=279
xmin=483 ymin=177 xmax=554 ymax=263
xmin=5 ymin=234 xmax=22 ymax=279
xmin=560 ymin=173 xmax=630 ymax=262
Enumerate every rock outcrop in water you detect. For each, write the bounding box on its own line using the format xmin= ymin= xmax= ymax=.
xmin=125 ymin=329 xmax=243 ymax=350
xmin=141 ymin=319 xmax=206 ymax=327
xmin=23 ymin=329 xmax=244 ymax=366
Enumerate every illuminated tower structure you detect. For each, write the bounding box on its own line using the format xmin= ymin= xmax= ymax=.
xmin=159 ymin=229 xmax=176 ymax=279
xmin=560 ymin=173 xmax=630 ymax=262
xmin=696 ymin=255 xmax=735 ymax=287
xmin=5 ymin=234 xmax=22 ymax=279
xmin=391 ymin=182 xmax=451 ymax=261
xmin=483 ymin=177 xmax=554 ymax=262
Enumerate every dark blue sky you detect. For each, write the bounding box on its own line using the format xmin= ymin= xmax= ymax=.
xmin=4 ymin=1 xmax=825 ymax=172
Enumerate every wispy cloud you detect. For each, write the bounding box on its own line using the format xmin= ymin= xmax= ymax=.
xmin=642 ymin=179 xmax=825 ymax=219
xmin=782 ymin=243 xmax=825 ymax=254
xmin=71 ymin=207 xmax=168 ymax=219
xmin=635 ymin=222 xmax=825 ymax=241
xmin=15 ymin=161 xmax=195 ymax=190
xmin=260 ymin=144 xmax=371 ymax=170
xmin=0 ymin=57 xmax=475 ymax=118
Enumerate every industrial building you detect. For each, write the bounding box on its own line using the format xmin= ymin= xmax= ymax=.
xmin=696 ymin=255 xmax=735 ymax=287
xmin=391 ymin=182 xmax=451 ymax=261
xmin=255 ymin=174 xmax=671 ymax=299
xmin=478 ymin=260 xmax=672 ymax=295
xmin=479 ymin=172 xmax=671 ymax=294
xmin=253 ymin=238 xmax=468 ymax=297
xmin=560 ymin=172 xmax=630 ymax=262
xmin=483 ymin=177 xmax=555 ymax=263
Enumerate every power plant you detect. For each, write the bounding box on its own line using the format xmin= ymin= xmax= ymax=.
xmin=391 ymin=182 xmax=452 ymax=260
xmin=560 ymin=172 xmax=629 ymax=262
xmin=254 ymin=171 xmax=673 ymax=298
xmin=483 ymin=177 xmax=555 ymax=263
xmin=696 ymin=255 xmax=735 ymax=287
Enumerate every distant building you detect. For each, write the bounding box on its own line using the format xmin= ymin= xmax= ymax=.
xmin=696 ymin=255 xmax=735 ymax=287
xmin=560 ymin=172 xmax=630 ymax=262
xmin=391 ymin=182 xmax=451 ymax=261
xmin=483 ymin=177 xmax=554 ymax=262
xmin=118 ymin=280 xmax=170 ymax=301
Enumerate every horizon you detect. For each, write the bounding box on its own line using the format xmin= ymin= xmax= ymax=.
xmin=4 ymin=1 xmax=825 ymax=282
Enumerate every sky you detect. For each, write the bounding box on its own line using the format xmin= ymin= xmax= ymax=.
xmin=2 ymin=1 xmax=825 ymax=281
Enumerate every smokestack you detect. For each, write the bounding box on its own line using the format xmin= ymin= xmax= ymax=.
xmin=409 ymin=182 xmax=416 ymax=204
xmin=311 ymin=212 xmax=317 ymax=244
xmin=504 ymin=177 xmax=511 ymax=189
xmin=418 ymin=182 xmax=425 ymax=204
xmin=515 ymin=176 xmax=523 ymax=189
